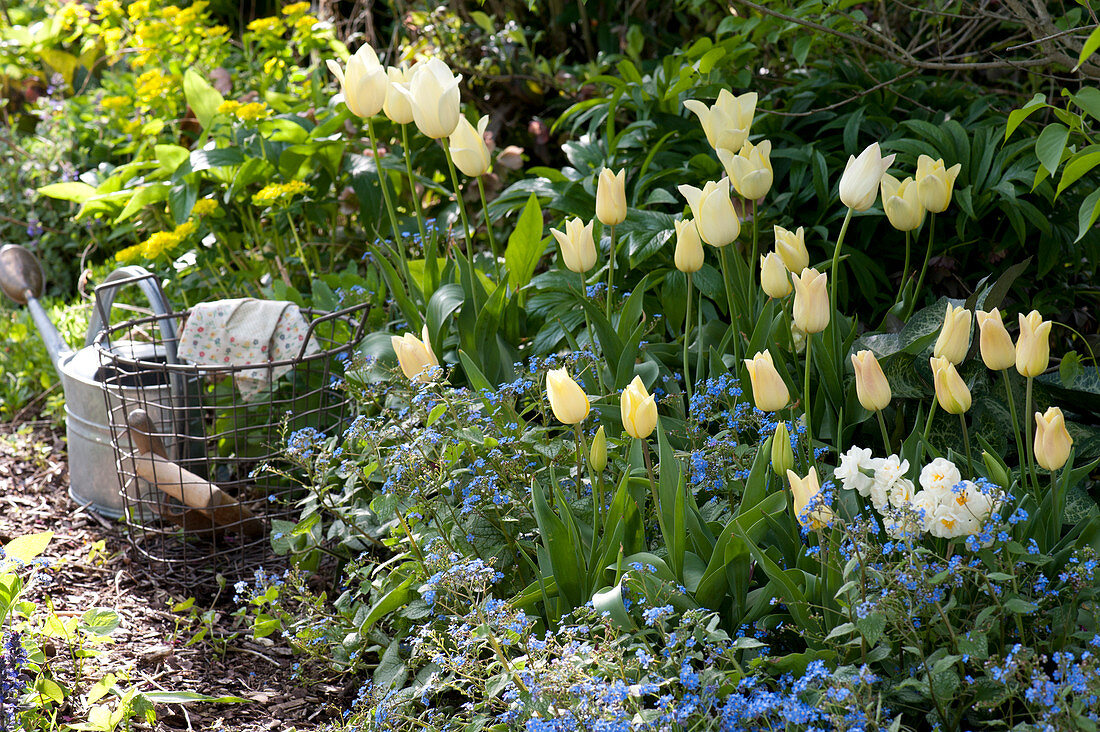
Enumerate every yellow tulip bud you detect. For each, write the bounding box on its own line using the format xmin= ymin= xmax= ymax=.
xmin=933 ymin=303 xmax=972 ymax=364
xmin=839 ymin=142 xmax=896 ymax=211
xmin=383 ymin=64 xmax=416 ymax=124
xmin=975 ymin=308 xmax=1016 ymax=371
xmin=596 ymin=168 xmax=627 ymax=226
xmin=851 ymin=350 xmax=891 ymax=412
xmin=1034 ymin=406 xmax=1072 ymax=471
xmin=546 ymin=367 xmax=590 ymax=424
xmin=771 ymin=421 xmax=794 ymax=477
xmin=449 ymin=115 xmax=492 ymax=177
xmin=673 ymin=218 xmax=704 ymax=273
xmin=392 ymin=57 xmax=462 ymax=139
xmin=915 ymin=155 xmax=962 ymax=213
xmin=880 ymin=174 xmax=925 ymax=232
xmin=390 ymin=325 xmax=439 ymax=383
xmin=550 ymin=217 xmax=597 ymax=274
xmin=326 ymin=45 xmax=388 ymax=119
xmin=760 ymin=252 xmax=792 ymax=298
xmin=1016 ymin=310 xmax=1052 ymax=378
xmin=717 ymin=139 xmax=773 ymax=201
xmin=930 ymin=356 xmax=971 ymax=414
xmin=786 ymin=466 xmax=834 ymax=530
xmin=790 ymin=267 xmax=830 ymax=334
xmin=677 ymin=178 xmax=740 ymax=247
xmin=682 ymin=89 xmax=757 ymax=153
xmin=773 ymin=225 xmax=809 ymax=274
xmin=744 ymin=350 xmax=789 ymax=412
xmin=620 ymin=376 xmax=658 ymax=440
xmin=589 ymin=425 xmax=607 ymax=472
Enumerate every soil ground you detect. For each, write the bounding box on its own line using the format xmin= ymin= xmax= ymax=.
xmin=0 ymin=423 xmax=346 ymax=731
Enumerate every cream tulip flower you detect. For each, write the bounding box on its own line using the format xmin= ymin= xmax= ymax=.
xmin=916 ymin=155 xmax=962 ymax=213
xmin=673 ymin=218 xmax=704 ymax=273
xmin=787 ymin=467 xmax=835 ymax=530
xmin=390 ymin=325 xmax=439 ymax=383
xmin=930 ymin=356 xmax=971 ymax=414
xmin=1034 ymin=406 xmax=1073 ymax=471
xmin=550 ymin=218 xmax=597 ymax=274
xmin=880 ymin=174 xmax=925 ymax=231
xmin=596 ymin=168 xmax=627 ymax=226
xmin=620 ymin=376 xmax=658 ymax=440
xmin=682 ymin=90 xmax=757 ymax=153
xmin=744 ymin=350 xmax=790 ymax=412
xmin=839 ymin=142 xmax=896 ymax=211
xmin=394 ymin=57 xmax=462 ymax=139
xmin=449 ymin=115 xmax=492 ymax=177
xmin=760 ymin=252 xmax=792 ymax=298
xmin=326 ymin=45 xmax=388 ymax=119
xmin=773 ymin=225 xmax=809 ymax=274
xmin=383 ymin=64 xmax=416 ymax=124
xmin=790 ymin=267 xmax=830 ymax=334
xmin=851 ymin=350 xmax=891 ymax=412
xmin=677 ymin=178 xmax=740 ymax=247
xmin=546 ymin=368 xmax=590 ymax=424
xmin=976 ymin=309 xmax=1016 ymax=371
xmin=933 ymin=303 xmax=972 ymax=365
xmin=717 ymin=139 xmax=773 ymax=200
xmin=1016 ymin=310 xmax=1052 ymax=378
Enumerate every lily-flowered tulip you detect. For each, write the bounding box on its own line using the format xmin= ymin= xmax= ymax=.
xmin=916 ymin=155 xmax=962 ymax=213
xmin=620 ymin=376 xmax=658 ymax=440
xmin=546 ymin=367 xmax=589 ymax=424
xmin=550 ymin=217 xmax=597 ymax=274
xmin=933 ymin=303 xmax=972 ymax=364
xmin=880 ymin=174 xmax=925 ymax=231
xmin=683 ymin=90 xmax=757 ymax=153
xmin=717 ymin=139 xmax=773 ymax=200
xmin=326 ymin=45 xmax=388 ymax=119
xmin=589 ymin=425 xmax=607 ymax=472
xmin=760 ymin=252 xmax=792 ymax=298
xmin=773 ymin=225 xmax=809 ymax=274
xmin=677 ymin=178 xmax=740 ymax=247
xmin=1034 ymin=406 xmax=1073 ymax=471
xmin=930 ymin=356 xmax=971 ymax=414
xmin=790 ymin=267 xmax=829 ymax=334
xmin=744 ymin=350 xmax=789 ymax=412
xmin=395 ymin=57 xmax=462 ymax=139
xmin=771 ymin=421 xmax=794 ymax=477
xmin=787 ymin=467 xmax=834 ymax=530
xmin=673 ymin=218 xmax=704 ymax=273
xmin=839 ymin=142 xmax=896 ymax=211
xmin=449 ymin=115 xmax=492 ymax=177
xmin=976 ymin=308 xmax=1016 ymax=371
xmin=852 ymin=350 xmax=891 ymax=412
xmin=383 ymin=64 xmax=415 ymax=124
xmin=1016 ymin=310 xmax=1052 ymax=378
xmin=596 ymin=168 xmax=627 ymax=226
xmin=391 ymin=325 xmax=439 ymax=383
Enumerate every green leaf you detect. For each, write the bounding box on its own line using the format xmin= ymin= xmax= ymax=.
xmin=141 ymin=691 xmax=249 ymax=704
xmin=1076 ymin=26 xmax=1100 ymax=70
xmin=37 ymin=181 xmax=97 ymax=203
xmin=1005 ymin=94 xmax=1048 ymax=141
xmin=856 ymin=612 xmax=886 ymax=646
xmin=114 ymin=183 xmax=172 ymax=224
xmin=2 ymin=531 xmax=53 ymax=564
xmin=36 ymin=678 xmax=65 ymax=704
xmin=1004 ymin=597 xmax=1039 ymax=614
xmin=1073 ymin=87 xmax=1100 ymax=122
xmin=1056 ymin=145 xmax=1100 ymax=197
xmin=505 ymin=193 xmax=545 ymax=296
xmin=80 ymin=608 xmax=121 ymax=637
xmin=359 ymin=575 xmax=416 ymax=633
xmin=1035 ymin=123 xmax=1069 ymax=175
xmin=957 ymin=631 xmax=989 ymax=660
xmin=183 ymin=68 xmax=225 ymax=129
xmin=1077 ymin=187 xmax=1100 ymax=242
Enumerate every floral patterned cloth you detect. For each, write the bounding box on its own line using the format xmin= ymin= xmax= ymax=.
xmin=176 ymin=299 xmax=318 ymax=400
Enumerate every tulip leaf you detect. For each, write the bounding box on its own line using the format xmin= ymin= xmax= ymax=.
xmin=504 ymin=193 xmax=545 ymax=296
xmin=183 ymin=68 xmax=225 ymax=129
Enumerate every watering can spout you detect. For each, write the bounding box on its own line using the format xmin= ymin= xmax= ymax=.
xmin=0 ymin=245 xmax=74 ymax=375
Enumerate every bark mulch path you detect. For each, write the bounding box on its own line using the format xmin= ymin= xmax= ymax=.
xmin=0 ymin=423 xmax=349 ymax=731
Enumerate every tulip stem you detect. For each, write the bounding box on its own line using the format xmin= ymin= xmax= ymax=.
xmin=749 ymin=199 xmax=759 ymax=304
xmin=1025 ymin=375 xmax=1040 ymax=496
xmin=696 ymin=284 xmax=704 ymax=394
xmin=895 ymin=229 xmax=911 ymax=312
xmin=920 ymin=400 xmax=937 ymax=465
xmin=908 ymin=212 xmax=935 ymax=320
xmin=573 ymin=424 xmax=591 ymax=517
xmin=684 ymin=272 xmax=694 ymax=408
xmin=443 ymin=144 xmax=478 ymax=297
xmin=876 ymin=409 xmax=891 ymax=455
xmin=719 ymin=245 xmax=737 ymax=325
xmin=606 ymin=225 xmax=617 ymax=321
xmin=959 ymin=413 xmax=973 ymax=478
xmin=476 ymin=176 xmax=501 ymax=282
xmin=401 ymin=124 xmax=429 ymax=248
xmin=803 ymin=335 xmax=815 ymax=468
xmin=367 ymin=118 xmax=408 ymax=281
xmin=1002 ymin=371 xmax=1029 ymax=495
xmin=578 ymin=270 xmax=595 ymax=356
xmin=828 ymin=207 xmax=854 ymax=322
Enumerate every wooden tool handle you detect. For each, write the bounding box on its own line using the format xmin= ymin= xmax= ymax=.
xmin=126 ymin=408 xmax=168 ymax=458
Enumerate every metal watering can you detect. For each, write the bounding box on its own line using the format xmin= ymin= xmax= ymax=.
xmin=0 ymin=244 xmax=178 ymax=518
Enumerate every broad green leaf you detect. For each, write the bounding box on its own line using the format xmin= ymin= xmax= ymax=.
xmin=2 ymin=532 xmax=53 ymax=564
xmin=1076 ymin=187 xmax=1100 ymax=242
xmin=504 ymin=193 xmax=545 ymax=295
xmin=359 ymin=575 xmax=415 ymax=633
xmin=1004 ymin=94 xmax=1047 ymax=141
xmin=37 ymin=182 xmax=97 ymax=203
xmin=183 ymin=68 xmax=225 ymax=129
xmin=1056 ymin=145 xmax=1100 ymax=196
xmin=114 ymin=183 xmax=171 ymax=224
xmin=80 ymin=608 xmax=121 ymax=637
xmin=1076 ymin=26 xmax=1100 ymax=70
xmin=1035 ymin=123 xmax=1069 ymax=175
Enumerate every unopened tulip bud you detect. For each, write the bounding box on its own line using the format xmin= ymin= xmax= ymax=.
xmin=327 ymin=45 xmax=388 ymax=119
xmin=547 ymin=367 xmax=590 ymax=425
xmin=744 ymin=350 xmax=789 ymax=412
xmin=620 ymin=376 xmax=658 ymax=440
xmin=976 ymin=309 xmax=1015 ymax=371
xmin=786 ymin=467 xmax=834 ymax=530
xmin=449 ymin=115 xmax=492 ymax=177
xmin=790 ymin=267 xmax=829 ymax=334
xmin=1016 ymin=310 xmax=1052 ymax=378
xmin=933 ymin=303 xmax=972 ymax=364
xmin=930 ymin=356 xmax=971 ymax=414
xmin=677 ymin=178 xmax=740 ymax=247
xmin=717 ymin=139 xmax=773 ymax=200
xmin=589 ymin=425 xmax=607 ymax=472
xmin=760 ymin=252 xmax=792 ymax=298
xmin=390 ymin=325 xmax=439 ymax=383
xmin=839 ymin=142 xmax=895 ymax=211
xmin=982 ymin=450 xmax=1011 ymax=490
xmin=550 ymin=217 xmax=597 ymax=274
xmin=851 ymin=350 xmax=891 ymax=412
xmin=683 ymin=89 xmax=757 ymax=153
xmin=916 ymin=155 xmax=962 ymax=213
xmin=1034 ymin=406 xmax=1072 ymax=471
xmin=393 ymin=57 xmax=462 ymax=139
xmin=673 ymin=218 xmax=704 ymax=273
xmin=880 ymin=174 xmax=925 ymax=232
xmin=383 ymin=64 xmax=416 ymax=124
xmin=773 ymin=225 xmax=809 ymax=274
xmin=771 ymin=421 xmax=794 ymax=477
xmin=596 ymin=168 xmax=627 ymax=226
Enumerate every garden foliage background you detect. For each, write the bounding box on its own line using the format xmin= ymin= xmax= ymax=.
xmin=3 ymin=0 xmax=1100 ymax=729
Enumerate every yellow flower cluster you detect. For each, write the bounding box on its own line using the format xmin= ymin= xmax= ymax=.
xmin=251 ymin=180 xmax=311 ymax=207
xmin=94 ymin=0 xmax=122 ymax=19
xmin=191 ymin=199 xmax=218 ymax=217
xmin=294 ymin=15 xmax=318 ymax=32
xmin=135 ymin=69 xmax=174 ymax=104
xmin=247 ymin=16 xmax=282 ymax=34
xmin=101 ymin=95 xmax=129 ymax=111
xmin=127 ymin=0 xmax=150 ymax=21
xmin=216 ymin=100 xmax=240 ymax=115
xmin=58 ymin=2 xmax=90 ymax=30
xmin=235 ymin=102 xmax=271 ymax=122
xmin=115 ymin=220 xmax=197 ymax=263
xmin=282 ymin=1 xmax=311 ymax=15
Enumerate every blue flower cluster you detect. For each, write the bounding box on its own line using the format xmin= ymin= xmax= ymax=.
xmin=1 ymin=631 xmax=28 ymax=729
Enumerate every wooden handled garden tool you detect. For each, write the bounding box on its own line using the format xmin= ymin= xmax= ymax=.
xmin=126 ymin=409 xmax=263 ymax=538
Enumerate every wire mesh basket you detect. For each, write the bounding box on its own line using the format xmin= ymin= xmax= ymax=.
xmin=93 ymin=281 xmax=368 ymax=577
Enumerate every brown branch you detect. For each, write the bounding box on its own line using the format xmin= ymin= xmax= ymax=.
xmin=764 ymin=68 xmax=921 ymax=118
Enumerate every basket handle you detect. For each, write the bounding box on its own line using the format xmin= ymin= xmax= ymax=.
xmin=89 ymin=267 xmax=178 ymax=361
xmin=296 ymin=300 xmax=371 ymax=361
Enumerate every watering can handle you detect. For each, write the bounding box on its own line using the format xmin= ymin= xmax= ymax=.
xmin=88 ymin=267 xmax=178 ymax=362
